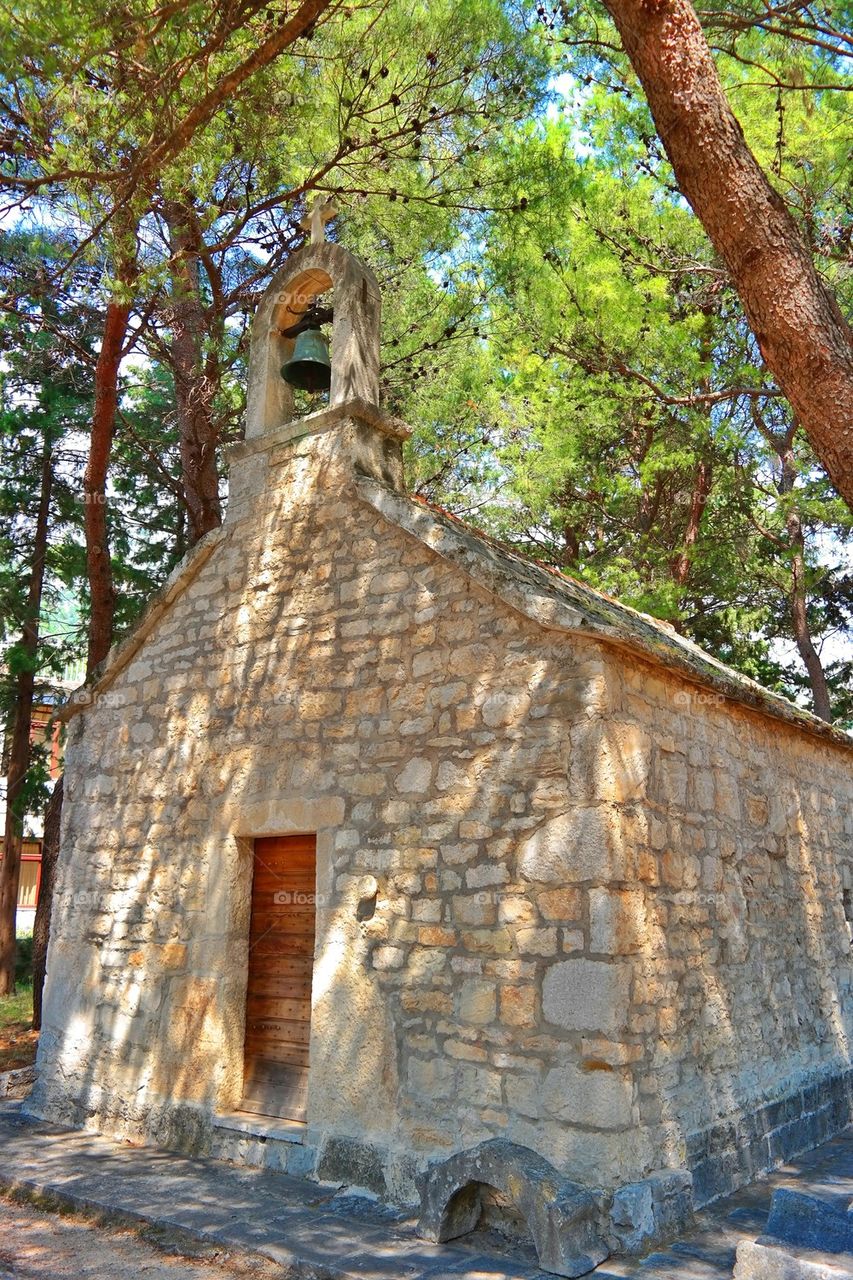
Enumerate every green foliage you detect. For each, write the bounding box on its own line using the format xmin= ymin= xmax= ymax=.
xmin=0 ymin=0 xmax=849 ymax=729
xmin=0 ymin=232 xmax=93 ymax=669
xmin=407 ymin=36 xmax=852 ymax=721
xmin=0 ymin=233 xmax=88 ymax=820
xmin=14 ymin=934 xmax=33 ymax=986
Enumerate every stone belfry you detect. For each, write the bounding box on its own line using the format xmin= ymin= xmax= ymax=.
xmin=245 ymin=197 xmax=380 ymax=430
xmin=231 ymin=196 xmax=409 ymax=508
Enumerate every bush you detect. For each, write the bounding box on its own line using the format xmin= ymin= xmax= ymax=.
xmin=15 ymin=935 xmax=33 ymax=987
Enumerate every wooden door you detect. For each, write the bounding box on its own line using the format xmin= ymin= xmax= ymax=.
xmin=241 ymin=834 xmax=316 ymax=1121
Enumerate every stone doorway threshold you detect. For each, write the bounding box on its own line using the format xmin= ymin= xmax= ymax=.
xmin=213 ymin=1109 xmax=306 ymax=1143
xmin=210 ymin=1109 xmax=310 ymax=1177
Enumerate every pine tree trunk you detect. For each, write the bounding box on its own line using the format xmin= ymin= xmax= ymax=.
xmin=780 ymin=453 xmax=833 ymax=722
xmin=164 ymin=202 xmax=222 ymax=545
xmin=672 ymin=459 xmax=713 ymax=586
xmin=31 ymin=775 xmax=61 ymax=1029
xmin=84 ymin=295 xmax=130 ymax=672
xmin=603 ymin=0 xmax=853 ymax=507
xmin=0 ymin=434 xmax=53 ymax=996
xmin=787 ymin=529 xmax=833 ymax=723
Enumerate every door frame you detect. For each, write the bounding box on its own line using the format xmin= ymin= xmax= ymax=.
xmin=224 ymin=796 xmax=343 ymax=1120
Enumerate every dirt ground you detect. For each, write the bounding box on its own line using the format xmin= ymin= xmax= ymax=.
xmin=0 ymin=988 xmax=38 ymax=1073
xmin=0 ymin=1199 xmax=282 ymax=1280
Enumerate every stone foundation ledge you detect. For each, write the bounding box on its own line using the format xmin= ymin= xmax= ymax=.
xmin=26 ymin=1094 xmax=698 ymax=1268
xmin=606 ymin=1167 xmax=694 ymax=1255
xmin=210 ymin=1112 xmax=316 ymax=1178
xmin=25 ymin=1073 xmax=853 ymax=1273
xmin=686 ymin=1067 xmax=853 ymax=1206
xmin=322 ymin=1133 xmax=695 ymax=1273
xmin=23 ymin=1087 xmax=215 ymax=1160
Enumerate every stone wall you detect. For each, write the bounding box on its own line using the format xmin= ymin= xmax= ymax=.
xmin=568 ymin=654 xmax=853 ymax=1204
xmin=30 ymin=410 xmax=853 ymax=1221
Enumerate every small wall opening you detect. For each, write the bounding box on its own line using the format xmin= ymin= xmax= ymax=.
xmin=444 ymin=1181 xmax=538 ymax=1264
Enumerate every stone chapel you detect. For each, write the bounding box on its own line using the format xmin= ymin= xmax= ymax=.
xmin=28 ymin=240 xmax=853 ymax=1274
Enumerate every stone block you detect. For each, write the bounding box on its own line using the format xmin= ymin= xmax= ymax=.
xmin=581 ymin=1037 xmax=644 ymax=1068
xmin=408 ymin=1056 xmax=456 ymax=1097
xmin=505 ymin=1071 xmax=544 ymax=1117
xmin=660 ymin=848 xmax=701 ymax=890
xmin=500 ymin=985 xmax=538 ymax=1028
xmin=589 ymin=888 xmax=646 ymax=955
xmin=466 ymin=862 xmax=509 ymax=889
xmin=0 ymin=1064 xmax=35 ymax=1099
xmin=461 ymin=929 xmax=512 ymax=955
xmin=283 ymin=1141 xmax=318 ymax=1179
xmin=369 ymin=570 xmax=410 ymax=594
xmin=441 ymin=842 xmax=478 ymax=865
xmin=452 ymin=894 xmax=497 ymax=927
xmin=542 ymin=1064 xmax=633 ymax=1129
xmin=418 ymin=926 xmax=457 ymax=947
xmin=516 ymin=926 xmax=558 ymax=956
xmin=444 ymin=1039 xmax=488 ymax=1062
xmin=417 ymin=1138 xmax=609 ymax=1278
xmin=734 ymin=1240 xmax=853 ymax=1279
xmin=411 ymin=899 xmax=443 ymax=924
xmin=457 ymin=1064 xmax=503 ymax=1106
xmin=372 ymin=945 xmax=406 ymax=971
xmin=457 ymin=979 xmax=497 ymax=1025
xmin=654 ymin=755 xmax=688 ymax=809
xmin=317 ymin=1134 xmax=387 ymax=1196
xmin=538 ymin=886 xmax=583 ymax=921
xmin=542 ymin=958 xmax=630 ymax=1034
xmin=436 ymin=760 xmax=471 ymax=791
xmin=459 ymin=820 xmax=493 ymax=839
xmin=609 ymin=1179 xmax=654 ymax=1253
xmin=498 ymin=895 xmax=538 ymax=925
xmin=570 ymin=721 xmax=650 ymax=803
xmin=518 ymin=808 xmax=622 ymax=883
xmin=395 ymin=758 xmax=433 ymax=793
xmin=766 ymin=1189 xmax=853 ymax=1255
xmin=401 ymin=990 xmax=453 ymax=1015
xmin=608 ymin=1168 xmax=693 ymax=1254
xmin=481 ymin=690 xmax=531 ymax=728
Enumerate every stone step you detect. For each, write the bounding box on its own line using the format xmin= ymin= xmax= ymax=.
xmin=210 ymin=1110 xmax=316 ymax=1177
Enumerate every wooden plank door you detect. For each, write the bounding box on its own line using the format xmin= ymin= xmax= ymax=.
xmin=241 ymin=834 xmax=316 ymax=1121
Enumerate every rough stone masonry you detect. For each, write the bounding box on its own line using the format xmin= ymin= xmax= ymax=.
xmin=28 ymin=243 xmax=853 ymax=1265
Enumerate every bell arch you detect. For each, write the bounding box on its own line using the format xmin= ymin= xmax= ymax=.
xmin=245 ymin=242 xmax=382 ymax=440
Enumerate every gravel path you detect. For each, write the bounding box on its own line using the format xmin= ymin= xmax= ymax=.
xmin=0 ymin=1198 xmax=280 ymax=1280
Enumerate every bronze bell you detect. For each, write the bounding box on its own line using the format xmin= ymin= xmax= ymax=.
xmin=280 ymin=304 xmax=333 ymax=392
